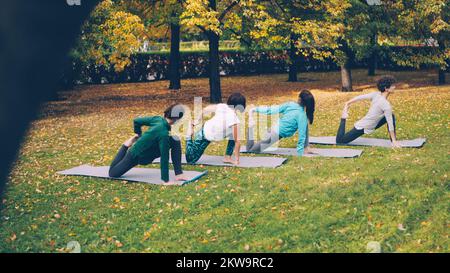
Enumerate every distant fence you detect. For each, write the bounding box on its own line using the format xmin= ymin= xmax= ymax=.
xmin=60 ymin=47 xmax=446 ymax=88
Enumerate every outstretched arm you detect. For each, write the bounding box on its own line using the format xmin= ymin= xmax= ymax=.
xmin=253 ymin=103 xmax=288 ymax=115
xmin=296 ymin=116 xmax=308 ymax=156
xmin=346 ymin=93 xmax=377 ymax=107
xmin=384 ymin=108 xmax=400 ymax=148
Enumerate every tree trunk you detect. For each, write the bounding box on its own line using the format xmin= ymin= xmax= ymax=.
xmin=288 ymin=33 xmax=299 ymax=82
xmin=438 ymin=38 xmax=446 ymax=85
xmin=169 ymin=22 xmax=181 ymax=90
xmin=368 ymin=53 xmax=377 ymax=76
xmin=240 ymin=15 xmax=250 ymax=49
xmin=368 ymin=33 xmax=377 ymax=76
xmin=208 ymin=31 xmax=222 ymax=103
xmin=341 ymin=63 xmax=353 ymax=92
xmin=438 ymin=68 xmax=446 ymax=85
xmin=207 ymin=0 xmax=221 ymax=103
xmin=339 ymin=39 xmax=354 ymax=92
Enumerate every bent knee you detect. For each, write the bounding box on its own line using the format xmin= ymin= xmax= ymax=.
xmin=335 ymin=136 xmax=347 ymax=144
xmin=108 ymin=168 xmax=120 ymax=178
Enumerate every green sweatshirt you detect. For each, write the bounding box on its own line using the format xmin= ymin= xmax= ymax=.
xmin=129 ymin=116 xmax=170 ymax=182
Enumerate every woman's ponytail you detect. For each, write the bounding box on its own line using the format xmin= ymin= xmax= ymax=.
xmin=298 ymin=90 xmax=315 ymax=125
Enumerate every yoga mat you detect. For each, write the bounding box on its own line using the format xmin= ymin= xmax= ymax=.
xmin=240 ymin=147 xmax=363 ymax=158
xmin=57 ymin=164 xmax=207 ymax=186
xmin=309 ymin=137 xmax=426 ymax=148
xmin=155 ymin=155 xmax=287 ymax=168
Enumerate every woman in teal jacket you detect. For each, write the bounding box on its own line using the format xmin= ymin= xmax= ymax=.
xmin=247 ymin=90 xmax=315 ymax=156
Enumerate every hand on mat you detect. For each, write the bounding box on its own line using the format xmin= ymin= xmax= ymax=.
xmin=304 ymin=146 xmax=317 ymax=155
xmin=124 ymin=134 xmax=140 ymax=147
xmin=391 ymin=141 xmax=402 ymax=149
xmin=175 ymin=174 xmax=189 ymax=181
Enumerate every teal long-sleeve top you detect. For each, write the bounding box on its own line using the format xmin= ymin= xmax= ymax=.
xmin=254 ymin=102 xmax=308 ymax=156
xmin=129 ymin=116 xmax=170 ymax=182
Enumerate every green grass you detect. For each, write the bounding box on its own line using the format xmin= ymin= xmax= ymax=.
xmin=0 ymin=70 xmax=448 ymax=253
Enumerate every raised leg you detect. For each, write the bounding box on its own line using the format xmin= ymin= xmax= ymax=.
xmin=185 ymin=130 xmax=211 ymax=164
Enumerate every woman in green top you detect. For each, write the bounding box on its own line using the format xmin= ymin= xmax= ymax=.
xmin=109 ymin=104 xmax=187 ymax=185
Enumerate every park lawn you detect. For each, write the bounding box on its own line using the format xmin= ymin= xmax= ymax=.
xmin=0 ymin=69 xmax=448 ymax=253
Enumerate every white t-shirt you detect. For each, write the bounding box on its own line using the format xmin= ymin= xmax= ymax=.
xmin=203 ymin=104 xmax=240 ymax=141
xmin=354 ymin=92 xmax=395 ymax=134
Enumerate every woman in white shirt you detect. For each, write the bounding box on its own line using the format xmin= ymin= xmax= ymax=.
xmin=336 ymin=76 xmax=401 ymax=148
xmin=186 ymin=93 xmax=246 ymax=166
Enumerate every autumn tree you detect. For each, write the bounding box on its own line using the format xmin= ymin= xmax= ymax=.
xmin=247 ymin=0 xmax=347 ymax=83
xmin=118 ymin=0 xmax=184 ymax=90
xmin=73 ymin=0 xmax=146 ymax=73
xmin=309 ymin=0 xmax=396 ymax=91
xmin=393 ymin=0 xmax=449 ymax=85
xmin=326 ymin=0 xmax=402 ymax=91
xmin=181 ymin=0 xmax=246 ymax=103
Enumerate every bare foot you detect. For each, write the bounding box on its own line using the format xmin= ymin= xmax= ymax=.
xmin=223 ymin=157 xmax=239 ymax=165
xmin=124 ymin=134 xmax=139 ymax=147
xmin=342 ymin=104 xmax=349 ymax=119
xmin=187 ymin=121 xmax=196 ymax=139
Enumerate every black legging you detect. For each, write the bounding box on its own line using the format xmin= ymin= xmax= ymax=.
xmin=109 ymin=137 xmax=183 ymax=178
xmin=336 ymin=115 xmax=396 ymax=144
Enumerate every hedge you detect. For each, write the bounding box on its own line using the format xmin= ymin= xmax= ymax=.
xmin=60 ymin=47 xmax=447 ymax=88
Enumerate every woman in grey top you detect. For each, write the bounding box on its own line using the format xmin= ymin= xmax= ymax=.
xmin=336 ymin=76 xmax=401 ymax=148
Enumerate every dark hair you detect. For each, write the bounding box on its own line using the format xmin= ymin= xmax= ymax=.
xmin=377 ymin=76 xmax=396 ymax=92
xmin=227 ymin=92 xmax=246 ymax=112
xmin=298 ymin=90 xmax=315 ymax=125
xmin=164 ymin=103 xmax=185 ymax=122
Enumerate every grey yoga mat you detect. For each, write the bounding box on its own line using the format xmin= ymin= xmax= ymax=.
xmin=57 ymin=164 xmax=207 ymax=186
xmin=309 ymin=136 xmax=426 ymax=148
xmin=154 ymin=155 xmax=287 ymax=168
xmin=240 ymin=147 xmax=363 ymax=158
